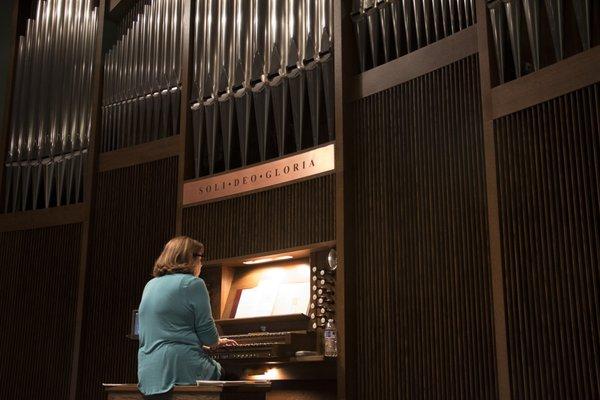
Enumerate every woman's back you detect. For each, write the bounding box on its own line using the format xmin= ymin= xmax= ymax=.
xmin=138 ymin=273 xmax=221 ymax=396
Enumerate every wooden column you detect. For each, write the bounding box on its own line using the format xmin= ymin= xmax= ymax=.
xmin=474 ymin=1 xmax=512 ymax=399
xmin=0 ymin=0 xmax=20 ymax=211
xmin=69 ymin=1 xmax=107 ymax=399
xmin=333 ymin=1 xmax=356 ymax=398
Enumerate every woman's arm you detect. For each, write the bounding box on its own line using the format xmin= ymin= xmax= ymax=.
xmin=186 ymin=278 xmax=220 ymax=346
xmin=186 ymin=278 xmax=238 ymax=348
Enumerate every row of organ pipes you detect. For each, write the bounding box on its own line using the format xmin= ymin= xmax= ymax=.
xmin=191 ymin=0 xmax=335 ymax=177
xmin=101 ymin=0 xmax=182 ymax=152
xmin=4 ymin=0 xmax=98 ymax=213
xmin=352 ymin=0 xmax=476 ymax=72
xmin=100 ymin=0 xmax=335 ymax=178
xmin=487 ymin=0 xmax=597 ymax=85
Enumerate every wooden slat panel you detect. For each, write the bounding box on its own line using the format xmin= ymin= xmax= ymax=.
xmin=0 ymin=224 xmax=82 ymax=399
xmin=76 ymin=157 xmax=178 ymax=400
xmin=495 ymin=83 xmax=600 ymax=400
xmin=345 ymin=54 xmax=498 ymax=399
xmin=182 ymin=175 xmax=335 ymax=260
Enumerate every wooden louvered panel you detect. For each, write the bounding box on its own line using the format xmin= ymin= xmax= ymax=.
xmin=0 ymin=224 xmax=82 ymax=399
xmin=182 ymin=174 xmax=335 ymax=260
xmin=76 ymin=157 xmax=178 ymax=400
xmin=345 ymin=55 xmax=498 ymax=399
xmin=494 ymin=83 xmax=600 ymax=400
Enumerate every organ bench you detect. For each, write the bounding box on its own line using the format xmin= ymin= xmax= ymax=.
xmin=103 ymin=381 xmax=271 ymax=400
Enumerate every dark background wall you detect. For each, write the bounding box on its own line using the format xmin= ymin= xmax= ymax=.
xmin=344 ymin=55 xmax=498 ymax=399
xmin=494 ymin=84 xmax=600 ymax=400
xmin=0 ymin=223 xmax=82 ymax=399
xmin=76 ymin=157 xmax=178 ymax=400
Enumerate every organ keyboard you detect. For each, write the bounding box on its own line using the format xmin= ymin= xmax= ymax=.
xmin=206 ymin=315 xmax=316 ymax=361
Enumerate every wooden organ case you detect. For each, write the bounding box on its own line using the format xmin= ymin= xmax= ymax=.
xmin=200 ymin=246 xmax=337 ymax=399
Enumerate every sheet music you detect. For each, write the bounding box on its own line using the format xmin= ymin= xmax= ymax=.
xmin=233 ymin=264 xmax=311 ymax=318
xmin=272 ymin=282 xmax=311 ymax=315
xmin=234 ymin=285 xmax=279 ymax=318
xmin=235 ymin=281 xmax=310 ymax=318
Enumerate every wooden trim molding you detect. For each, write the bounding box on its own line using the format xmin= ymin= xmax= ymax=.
xmin=491 ymin=45 xmax=600 ymax=119
xmin=348 ymin=24 xmax=479 ymax=101
xmin=98 ymin=135 xmax=181 ymax=172
xmin=0 ymin=203 xmax=85 ymax=232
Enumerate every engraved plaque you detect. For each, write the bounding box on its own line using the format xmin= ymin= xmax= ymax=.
xmin=183 ymin=143 xmax=335 ymax=205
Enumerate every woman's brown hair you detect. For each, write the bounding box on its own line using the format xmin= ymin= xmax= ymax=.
xmin=153 ymin=236 xmax=204 ymax=277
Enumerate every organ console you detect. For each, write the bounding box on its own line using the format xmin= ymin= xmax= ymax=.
xmin=199 ymin=246 xmax=338 ymax=373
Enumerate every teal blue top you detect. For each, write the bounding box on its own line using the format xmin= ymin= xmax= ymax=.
xmin=137 ymin=274 xmax=222 ymax=395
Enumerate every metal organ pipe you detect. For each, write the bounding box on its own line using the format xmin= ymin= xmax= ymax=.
xmin=191 ymin=0 xmax=206 ymax=178
xmin=170 ymin=0 xmax=182 ymax=138
xmin=217 ymin=0 xmax=236 ymax=171
xmin=317 ymin=0 xmax=335 ymax=142
xmin=285 ymin=0 xmax=302 ymax=71
xmin=203 ymin=0 xmax=220 ymax=174
xmin=232 ymin=0 xmax=253 ymax=169
xmin=267 ymin=0 xmax=289 ymax=157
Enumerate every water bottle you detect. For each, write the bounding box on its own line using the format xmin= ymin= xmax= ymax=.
xmin=324 ymin=319 xmax=338 ymax=357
